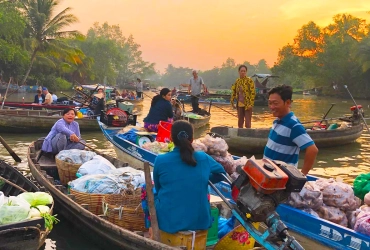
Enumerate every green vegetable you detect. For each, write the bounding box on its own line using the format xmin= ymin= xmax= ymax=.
xmin=18 ymin=192 xmax=53 ymax=206
xmin=41 ymin=212 xmax=59 ymax=231
xmin=0 ymin=197 xmax=30 ymax=225
xmin=215 ymin=90 xmax=232 ymax=95
xmin=29 ymin=205 xmax=50 ymax=218
xmin=168 ymin=142 xmax=175 ymax=152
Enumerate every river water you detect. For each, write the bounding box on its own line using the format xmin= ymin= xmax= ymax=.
xmin=1 ymin=91 xmax=370 ymax=249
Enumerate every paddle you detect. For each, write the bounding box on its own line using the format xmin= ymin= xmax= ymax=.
xmin=0 ymin=136 xmax=22 ymax=163
xmin=191 ymin=94 xmax=238 ymax=118
xmin=319 ymin=103 xmax=335 ymax=125
xmin=143 ymin=161 xmax=160 ymax=241
xmin=343 ymin=85 xmax=370 ymax=133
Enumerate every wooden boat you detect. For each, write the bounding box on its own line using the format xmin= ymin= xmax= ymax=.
xmin=177 ymin=93 xmax=268 ymax=106
xmin=0 ymin=159 xmax=51 ymax=250
xmin=2 ymin=101 xmax=77 ymax=110
xmin=27 ymin=139 xmax=176 ymax=250
xmin=99 ymin=121 xmax=366 ymax=249
xmin=210 ymin=124 xmax=364 ymax=154
xmin=115 ymin=98 xmax=144 ymax=106
xmin=0 ymin=109 xmax=100 ymax=133
xmin=181 ymin=112 xmax=211 ymax=129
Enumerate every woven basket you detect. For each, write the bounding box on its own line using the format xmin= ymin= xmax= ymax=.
xmin=70 ymin=188 xmax=105 ymax=215
xmin=102 ymin=189 xmax=145 ymax=231
xmin=55 ymin=157 xmax=81 ymax=185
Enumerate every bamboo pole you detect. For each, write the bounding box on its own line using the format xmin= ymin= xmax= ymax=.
xmin=1 ymin=77 xmax=12 ymax=109
xmin=143 ymin=161 xmax=160 ymax=242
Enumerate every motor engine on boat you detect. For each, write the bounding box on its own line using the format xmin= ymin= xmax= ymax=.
xmin=350 ymin=105 xmax=364 ymax=125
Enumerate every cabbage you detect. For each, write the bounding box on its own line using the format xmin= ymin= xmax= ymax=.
xmin=29 ymin=205 xmax=50 ymax=218
xmin=0 ymin=196 xmax=30 ymax=225
xmin=18 ymin=192 xmax=53 ymax=206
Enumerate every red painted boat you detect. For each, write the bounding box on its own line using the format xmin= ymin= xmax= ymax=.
xmin=3 ymin=101 xmax=77 ymax=110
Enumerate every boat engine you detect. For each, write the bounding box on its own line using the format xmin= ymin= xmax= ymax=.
xmin=350 ymin=105 xmax=364 ymax=125
xmin=231 ymin=159 xmax=307 ymax=223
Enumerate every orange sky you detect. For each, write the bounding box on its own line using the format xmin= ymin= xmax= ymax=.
xmin=58 ymin=0 xmax=370 ymax=72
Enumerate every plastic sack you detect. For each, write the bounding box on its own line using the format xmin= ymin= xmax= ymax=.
xmin=69 ymin=174 xmax=138 ymax=194
xmin=201 ymin=135 xmax=228 ymax=157
xmin=17 ymin=192 xmax=53 ymax=206
xmin=234 ymin=156 xmax=248 ymax=168
xmin=354 ymin=212 xmax=370 ymax=236
xmin=56 ymin=149 xmax=96 ymax=164
xmin=301 ymin=208 xmax=319 ymax=218
xmin=211 ymin=153 xmax=235 ymax=174
xmin=108 ymin=167 xmax=146 ymax=189
xmin=288 ymin=181 xmax=323 ymax=209
xmin=29 ymin=205 xmax=50 ymax=218
xmin=76 ymin=155 xmax=116 ymax=177
xmin=218 ymin=216 xmax=235 ymax=239
xmin=0 ymin=191 xmax=4 ymax=207
xmin=318 ymin=179 xmax=360 ymax=211
xmin=192 ymin=139 xmax=207 ymax=152
xmin=0 ymin=196 xmax=30 ymax=225
xmin=353 ymin=173 xmax=370 ymax=200
xmin=347 ymin=209 xmax=361 ymax=229
xmin=317 ymin=205 xmax=348 ymax=227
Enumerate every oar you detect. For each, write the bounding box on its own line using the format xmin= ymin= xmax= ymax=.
xmin=1 ymin=78 xmax=12 ymax=110
xmin=191 ymin=94 xmax=238 ymax=118
xmin=0 ymin=136 xmax=22 ymax=163
xmin=343 ymin=85 xmax=370 ymax=133
xmin=319 ymin=103 xmax=335 ymax=125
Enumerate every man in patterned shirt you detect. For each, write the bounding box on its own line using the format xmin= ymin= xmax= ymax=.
xmin=263 ymin=85 xmax=318 ymax=175
xmin=230 ymin=65 xmax=256 ymax=128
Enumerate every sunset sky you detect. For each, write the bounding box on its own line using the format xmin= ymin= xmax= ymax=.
xmin=58 ymin=0 xmax=370 ymax=72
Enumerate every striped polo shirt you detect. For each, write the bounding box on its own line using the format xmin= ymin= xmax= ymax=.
xmin=263 ymin=112 xmax=314 ymax=166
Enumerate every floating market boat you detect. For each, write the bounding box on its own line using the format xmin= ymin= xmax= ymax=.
xmin=0 ymin=109 xmax=100 ymax=133
xmin=176 ymin=93 xmax=268 ymax=106
xmin=99 ymin=121 xmax=369 ymax=250
xmin=181 ymin=112 xmax=211 ymax=128
xmin=2 ymin=102 xmax=77 ymax=110
xmin=210 ymin=124 xmax=364 ymax=154
xmin=0 ymin=160 xmax=52 ymax=250
xmin=27 ymin=139 xmax=176 ymax=250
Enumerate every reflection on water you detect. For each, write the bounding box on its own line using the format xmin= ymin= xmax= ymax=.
xmin=1 ymin=92 xmax=370 ymax=249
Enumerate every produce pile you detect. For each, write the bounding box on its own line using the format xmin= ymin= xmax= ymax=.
xmin=215 ymin=90 xmax=232 ymax=95
xmin=204 ymin=98 xmax=227 ymax=102
xmin=0 ymin=191 xmax=58 ymax=230
xmin=288 ymin=178 xmax=370 ymax=235
xmin=192 ymin=135 xmax=247 ymax=175
xmin=142 ymin=141 xmax=175 ymax=154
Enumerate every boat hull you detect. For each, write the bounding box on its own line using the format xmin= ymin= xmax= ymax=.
xmin=210 ymin=124 xmax=364 ymax=154
xmin=3 ymin=102 xmax=76 ymax=110
xmin=99 ymin=122 xmax=370 ymax=249
xmin=27 ymin=140 xmax=175 ymax=250
xmin=0 ymin=110 xmax=100 ymax=133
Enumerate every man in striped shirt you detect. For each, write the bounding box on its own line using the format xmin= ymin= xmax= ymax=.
xmin=263 ymin=85 xmax=318 ymax=175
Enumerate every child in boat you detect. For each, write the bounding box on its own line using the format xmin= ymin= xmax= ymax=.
xmin=143 ymin=88 xmax=173 ymax=132
xmin=153 ymin=120 xmax=225 ymax=248
xmin=41 ymin=108 xmax=86 ymax=155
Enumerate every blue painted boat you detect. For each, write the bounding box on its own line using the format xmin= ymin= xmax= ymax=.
xmin=99 ymin=120 xmax=370 ymax=249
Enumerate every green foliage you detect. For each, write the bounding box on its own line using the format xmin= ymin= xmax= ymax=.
xmin=54 ymin=77 xmax=72 ymax=90
xmin=272 ymin=13 xmax=370 ymax=98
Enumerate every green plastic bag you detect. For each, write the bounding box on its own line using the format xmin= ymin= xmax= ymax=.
xmin=353 ymin=173 xmax=370 ymax=200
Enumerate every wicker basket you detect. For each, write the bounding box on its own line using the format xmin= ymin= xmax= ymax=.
xmin=70 ymin=188 xmax=105 ymax=215
xmin=102 ymin=189 xmax=145 ymax=231
xmin=55 ymin=157 xmax=81 ymax=185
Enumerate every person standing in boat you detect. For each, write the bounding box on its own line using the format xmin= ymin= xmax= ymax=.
xmin=136 ymin=78 xmax=143 ymax=99
xmin=230 ymin=65 xmax=256 ymax=128
xmin=143 ymin=88 xmax=173 ymax=132
xmin=188 ymin=70 xmax=206 ymax=113
xmin=41 ymin=108 xmax=85 ymax=155
xmin=264 ymin=85 xmax=318 ymax=175
xmin=42 ymin=87 xmax=53 ymax=105
xmin=153 ymin=120 xmax=225 ymax=248
xmin=33 ymin=89 xmax=45 ymax=104
xmin=90 ymin=87 xmax=105 ymax=115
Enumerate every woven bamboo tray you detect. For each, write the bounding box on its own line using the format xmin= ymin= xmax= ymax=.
xmin=55 ymin=157 xmax=81 ymax=185
xmin=70 ymin=188 xmax=105 ymax=215
xmin=102 ymin=189 xmax=145 ymax=231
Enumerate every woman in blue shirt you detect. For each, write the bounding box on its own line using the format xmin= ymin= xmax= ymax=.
xmin=153 ymin=120 xmax=225 ymax=239
xmin=143 ymin=88 xmax=173 ymax=132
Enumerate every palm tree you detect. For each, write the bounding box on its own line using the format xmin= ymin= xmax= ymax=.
xmin=19 ymin=0 xmax=79 ymax=85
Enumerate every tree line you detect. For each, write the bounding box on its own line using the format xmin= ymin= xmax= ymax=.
xmin=0 ymin=0 xmax=155 ymax=90
xmin=271 ymin=13 xmax=370 ymax=98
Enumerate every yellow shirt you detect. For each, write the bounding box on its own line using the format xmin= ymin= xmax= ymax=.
xmin=44 ymin=93 xmax=52 ymax=104
xmin=230 ymin=77 xmax=256 ymax=109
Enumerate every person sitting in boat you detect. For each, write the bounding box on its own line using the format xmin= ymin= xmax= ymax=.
xmin=121 ymin=89 xmax=129 ymax=99
xmin=153 ymin=120 xmax=225 ymax=247
xmin=171 ymin=97 xmax=182 ymax=121
xmin=90 ymin=87 xmax=105 ymax=115
xmin=33 ymin=89 xmax=45 ymax=104
xmin=230 ymin=65 xmax=256 ymax=129
xmin=143 ymin=88 xmax=173 ymax=132
xmin=42 ymin=87 xmax=53 ymax=105
xmin=264 ymin=85 xmax=318 ymax=175
xmin=128 ymin=91 xmax=136 ymax=100
xmin=50 ymin=92 xmax=58 ymax=103
xmin=41 ymin=108 xmax=85 ymax=155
